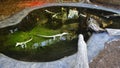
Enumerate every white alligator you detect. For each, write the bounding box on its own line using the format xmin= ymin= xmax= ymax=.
xmin=37 ymin=32 xmax=69 ymax=40
xmin=15 ymin=38 xmax=33 ymax=48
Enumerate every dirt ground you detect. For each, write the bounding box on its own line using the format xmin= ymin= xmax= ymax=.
xmin=0 ymin=0 xmax=49 ymax=21
xmin=90 ymin=39 xmax=120 ymax=68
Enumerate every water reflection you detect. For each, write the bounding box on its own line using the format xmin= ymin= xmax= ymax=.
xmin=37 ymin=36 xmax=68 ymax=47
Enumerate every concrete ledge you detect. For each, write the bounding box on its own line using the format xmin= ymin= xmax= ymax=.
xmin=0 ymin=53 xmax=77 ymax=68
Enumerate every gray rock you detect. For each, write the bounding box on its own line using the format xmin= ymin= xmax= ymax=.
xmin=106 ymin=28 xmax=120 ymax=35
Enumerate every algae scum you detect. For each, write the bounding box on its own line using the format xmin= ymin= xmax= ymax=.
xmin=0 ymin=6 xmax=120 ymax=62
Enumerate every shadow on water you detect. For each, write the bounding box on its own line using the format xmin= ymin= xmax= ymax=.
xmin=0 ymin=6 xmax=119 ymax=62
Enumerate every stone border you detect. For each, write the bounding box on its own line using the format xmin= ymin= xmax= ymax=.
xmin=0 ymin=53 xmax=77 ymax=68
xmin=0 ymin=3 xmax=120 ymax=28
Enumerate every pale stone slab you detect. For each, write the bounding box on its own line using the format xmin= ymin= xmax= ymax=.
xmin=106 ymin=28 xmax=120 ymax=36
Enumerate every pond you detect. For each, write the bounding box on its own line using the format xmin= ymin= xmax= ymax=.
xmin=0 ymin=6 xmax=119 ymax=62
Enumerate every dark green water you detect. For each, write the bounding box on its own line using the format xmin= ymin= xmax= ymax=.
xmin=0 ymin=6 xmax=119 ymax=62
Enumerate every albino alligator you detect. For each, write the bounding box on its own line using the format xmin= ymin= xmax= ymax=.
xmin=37 ymin=32 xmax=69 ymax=40
xmin=15 ymin=38 xmax=33 ymax=48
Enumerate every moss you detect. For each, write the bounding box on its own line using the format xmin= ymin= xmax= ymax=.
xmin=4 ymin=25 xmax=60 ymax=49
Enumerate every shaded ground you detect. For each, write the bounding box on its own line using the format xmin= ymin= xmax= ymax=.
xmin=90 ymin=39 xmax=120 ymax=68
